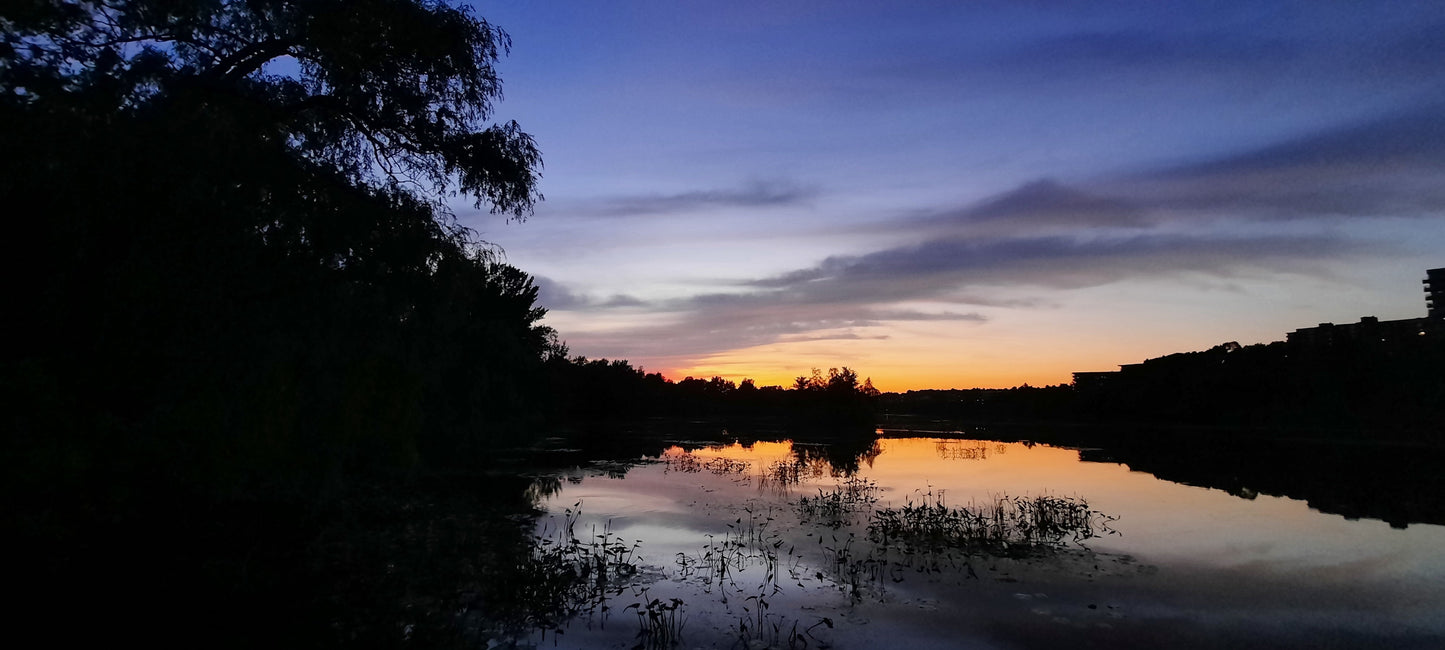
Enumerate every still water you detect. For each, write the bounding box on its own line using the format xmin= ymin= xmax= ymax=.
xmin=518 ymin=436 xmax=1445 ymax=649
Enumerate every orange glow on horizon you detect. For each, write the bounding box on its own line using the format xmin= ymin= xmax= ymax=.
xmin=589 ymin=278 xmax=1371 ymax=392
xmin=656 ymin=364 xmax=1076 ymax=392
xmin=647 ymin=320 xmax=1139 ymax=391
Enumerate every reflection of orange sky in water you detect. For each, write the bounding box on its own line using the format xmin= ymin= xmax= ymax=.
xmin=543 ymin=435 xmax=1445 ymax=645
xmin=665 ymin=440 xmax=795 ymax=464
xmin=865 ymin=438 xmax=1117 ymax=508
xmin=674 ymin=438 xmax=1081 ymax=483
xmin=659 ymin=437 xmax=1445 ymax=577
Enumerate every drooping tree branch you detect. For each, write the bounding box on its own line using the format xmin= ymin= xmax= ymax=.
xmin=209 ymin=36 xmax=297 ymax=81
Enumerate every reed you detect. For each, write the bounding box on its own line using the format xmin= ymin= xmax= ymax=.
xmin=796 ymin=477 xmax=879 ymax=528
xmin=664 ymin=450 xmax=752 ymax=476
xmin=704 ymin=456 xmax=751 ymax=475
xmin=512 ymin=502 xmax=643 ymax=637
xmin=759 ymin=456 xmax=833 ymax=489
xmin=934 ymin=439 xmax=998 ymax=460
xmin=867 ymin=491 xmax=1117 ymax=557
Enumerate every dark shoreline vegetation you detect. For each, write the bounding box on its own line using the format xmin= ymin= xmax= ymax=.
xmin=4 ymin=2 xmax=1443 ymax=648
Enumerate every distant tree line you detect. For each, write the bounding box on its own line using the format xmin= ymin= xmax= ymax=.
xmin=546 ymin=359 xmax=880 ymax=435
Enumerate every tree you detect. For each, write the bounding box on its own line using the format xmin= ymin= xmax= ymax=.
xmin=2 ymin=0 xmax=550 ymax=484
xmin=825 ymin=367 xmax=860 ymax=393
xmin=2 ymin=0 xmax=541 ymax=216
xmin=5 ymin=4 xmax=560 ymax=644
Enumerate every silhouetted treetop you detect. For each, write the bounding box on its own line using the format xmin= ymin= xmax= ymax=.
xmin=792 ymin=367 xmax=874 ymax=395
xmin=2 ymin=0 xmax=540 ymax=216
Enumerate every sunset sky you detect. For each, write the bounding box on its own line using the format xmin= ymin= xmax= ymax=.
xmin=464 ymin=1 xmax=1445 ymax=391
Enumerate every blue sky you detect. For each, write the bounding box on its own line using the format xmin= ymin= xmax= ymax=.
xmin=461 ymin=0 xmax=1445 ymax=389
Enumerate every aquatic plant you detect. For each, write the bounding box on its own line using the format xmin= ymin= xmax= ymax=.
xmin=934 ymin=439 xmax=1000 ymax=460
xmin=534 ymin=458 xmax=1124 ymax=648
xmin=625 ymin=587 xmax=686 ymax=649
xmin=504 ymin=502 xmax=643 ymax=638
xmin=663 ymin=451 xmax=751 ymax=476
xmin=867 ymin=491 xmax=1117 ymax=558
xmin=705 ymin=457 xmax=752 ymax=475
xmin=663 ymin=452 xmax=703 ymax=474
xmin=761 ymin=458 xmax=809 ymax=486
xmin=735 ymin=609 xmax=834 ymax=650
xmin=810 ymin=527 xmax=905 ymax=603
xmin=796 ymin=477 xmax=880 ymax=528
xmin=674 ymin=501 xmax=804 ymax=597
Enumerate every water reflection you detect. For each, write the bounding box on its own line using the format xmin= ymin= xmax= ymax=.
xmin=661 ymin=451 xmax=751 ymax=476
xmin=496 ymin=434 xmax=1445 ymax=648
xmin=795 ymin=436 xmax=883 ymax=474
xmin=934 ymin=439 xmax=1006 ymax=460
xmin=506 ymin=439 xmax=1131 ymax=648
xmin=524 ymin=474 xmax=566 ymax=502
xmin=760 ymin=454 xmax=835 ymax=488
xmin=1101 ymin=439 xmax=1445 ymax=528
xmin=938 ymin=427 xmax=1445 ymax=528
xmin=669 ymin=497 xmax=838 ymax=647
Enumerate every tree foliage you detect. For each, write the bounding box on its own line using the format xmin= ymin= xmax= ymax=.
xmin=2 ymin=0 xmax=552 ymax=498
xmin=2 ymin=0 xmax=541 ymax=215
xmin=3 ymin=3 xmax=566 ymax=644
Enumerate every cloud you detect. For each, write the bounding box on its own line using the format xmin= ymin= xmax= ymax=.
xmin=558 ymin=300 xmax=987 ymax=362
xmin=1122 ymin=106 xmax=1445 ymax=219
xmin=554 ymin=229 xmax=1376 ymax=365
xmin=585 ymin=180 xmax=816 ymax=217
xmin=1187 ymin=107 xmax=1445 ymax=173
xmin=778 ymin=331 xmax=892 ymax=344
xmin=534 ymin=275 xmax=589 ymax=310
xmin=864 ymin=309 xmax=988 ymax=322
xmin=535 ymin=275 xmax=644 ymax=311
xmin=546 ymin=107 xmax=1440 ymax=370
xmin=595 ymin=294 xmax=648 ymax=308
xmin=918 ymin=179 xmax=1150 ymax=233
xmin=751 ymin=233 xmax=1374 ymax=299
xmin=879 ymin=105 xmax=1445 ymax=240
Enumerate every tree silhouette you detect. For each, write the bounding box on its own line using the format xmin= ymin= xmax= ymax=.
xmin=3 ymin=0 xmax=541 ymax=215
xmin=5 ymin=2 xmax=563 ymax=644
xmin=3 ymin=0 xmax=550 ymax=493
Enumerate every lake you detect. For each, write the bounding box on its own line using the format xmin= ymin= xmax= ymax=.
xmin=499 ymin=433 xmax=1445 ymax=649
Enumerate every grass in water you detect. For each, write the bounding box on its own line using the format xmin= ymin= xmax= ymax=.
xmin=663 ymin=451 xmax=752 ymax=476
xmin=796 ymin=477 xmax=880 ymax=528
xmin=867 ymin=489 xmax=1118 ymax=558
xmin=505 ymin=501 xmax=642 ymax=640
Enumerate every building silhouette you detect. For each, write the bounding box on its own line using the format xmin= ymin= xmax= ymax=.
xmin=1286 ymin=267 xmax=1442 ymax=350
xmin=1075 ymin=268 xmax=1443 ymax=383
xmin=1427 ymin=267 xmax=1444 ymax=320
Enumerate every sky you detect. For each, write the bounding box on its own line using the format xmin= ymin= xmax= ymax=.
xmin=462 ymin=0 xmax=1445 ymax=391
